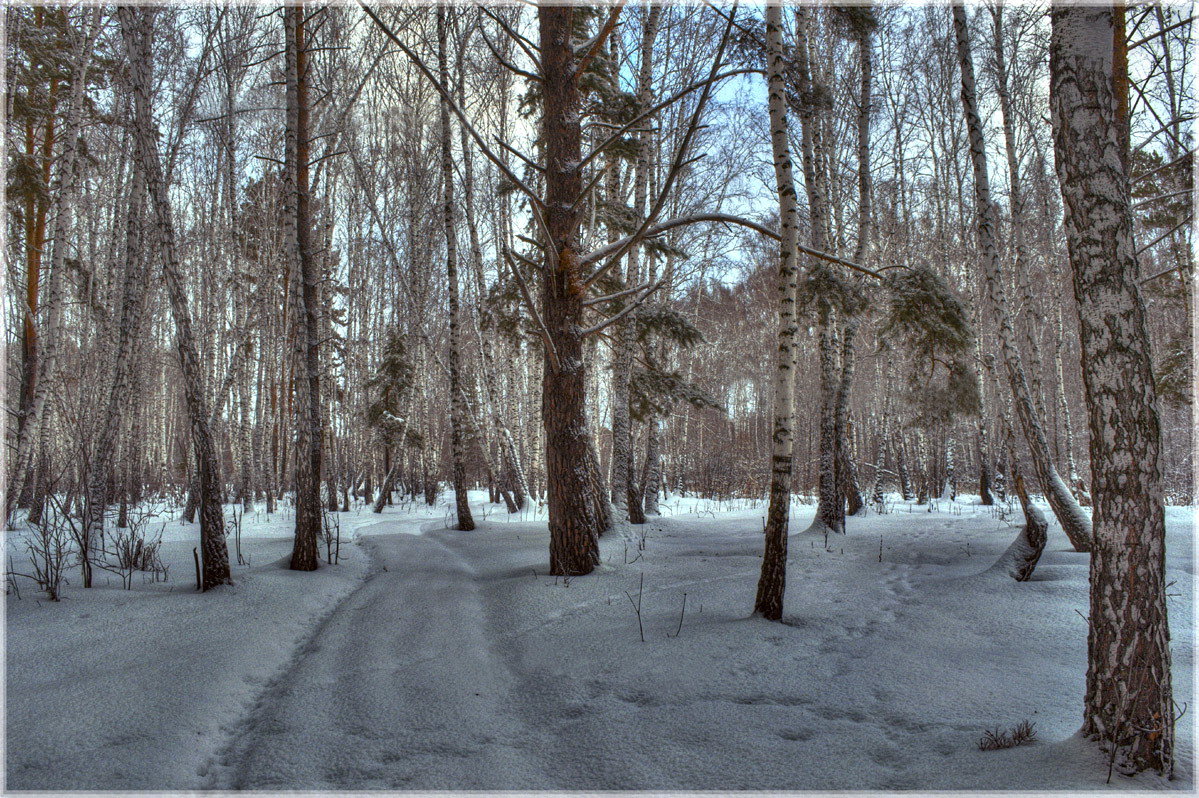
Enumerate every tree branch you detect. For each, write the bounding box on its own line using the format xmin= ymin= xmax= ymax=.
xmin=575 ymin=3 xmax=625 ymax=77
xmin=581 ymin=279 xmax=667 ymax=336
xmin=501 ymin=248 xmax=560 ymax=372
xmin=582 ymin=4 xmax=741 ymax=289
xmin=580 ymin=213 xmax=884 ymax=279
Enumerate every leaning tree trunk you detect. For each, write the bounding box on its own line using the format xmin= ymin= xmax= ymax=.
xmin=540 ymin=6 xmax=603 ymax=576
xmin=372 ymin=458 xmax=399 ymax=514
xmin=1050 ymin=5 xmax=1173 ymax=776
xmin=952 ymin=4 xmax=1091 ymax=552
xmin=754 ymin=3 xmax=802 ymax=621
xmin=120 ymin=6 xmax=231 ymax=589
xmin=438 ymin=6 xmax=475 ymax=532
xmin=284 ymin=6 xmax=322 ymax=570
xmin=993 ymin=3 xmax=1048 ymax=426
xmin=992 ymin=473 xmax=1047 ymax=582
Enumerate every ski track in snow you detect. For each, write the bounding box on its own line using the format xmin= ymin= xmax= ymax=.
xmin=204 ymin=520 xmax=551 ymax=790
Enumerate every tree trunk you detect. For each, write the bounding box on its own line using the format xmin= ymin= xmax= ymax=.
xmin=120 ymin=6 xmax=231 ymax=589
xmin=809 ymin=313 xmax=843 ymax=535
xmin=754 ymin=4 xmax=801 ymax=620
xmin=284 ymin=6 xmax=322 ymax=570
xmin=793 ymin=7 xmax=842 ymax=538
xmin=993 ymin=473 xmax=1046 ymax=582
xmin=1050 ymin=5 xmax=1173 ymax=775
xmin=459 ymin=58 xmax=529 ymax=515
xmin=438 ymin=6 xmax=475 ymax=532
xmin=642 ymin=417 xmax=663 ymax=515
xmin=539 ymin=6 xmax=604 ymax=575
xmin=952 ymin=4 xmax=1091 ymax=552
xmin=84 ymin=165 xmax=149 ymax=555
xmin=836 ymin=317 xmax=864 ymax=517
xmin=7 ymin=11 xmax=101 ymax=525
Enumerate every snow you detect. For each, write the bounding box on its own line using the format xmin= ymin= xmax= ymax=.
xmin=5 ymin=492 xmax=1194 ymax=790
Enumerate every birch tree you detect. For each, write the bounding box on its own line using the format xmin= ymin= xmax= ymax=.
xmin=753 ymin=3 xmax=802 ymax=621
xmin=438 ymin=7 xmax=475 ymax=532
xmin=1050 ymin=4 xmax=1173 ymax=776
xmin=952 ymin=4 xmax=1092 ymax=552
xmin=119 ymin=6 xmax=232 ymax=589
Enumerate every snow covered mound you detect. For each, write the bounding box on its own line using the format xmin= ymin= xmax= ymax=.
xmin=5 ymin=495 xmax=1193 ymax=790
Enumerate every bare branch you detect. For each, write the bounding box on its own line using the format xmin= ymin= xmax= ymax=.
xmin=501 ymin=249 xmax=561 ymax=372
xmin=582 ymin=5 xmax=742 ymax=289
xmin=495 ymin=136 xmax=544 ymax=173
xmin=479 ymin=22 xmax=542 ymax=83
xmin=1129 ymin=15 xmax=1192 ymax=50
xmin=1133 ymin=148 xmax=1194 ymax=185
xmin=1136 ymin=214 xmax=1193 ymax=258
xmin=577 ymin=68 xmax=760 ymax=174
xmin=582 ymin=279 xmax=655 ymax=307
xmin=581 ymin=280 xmax=667 ymax=336
xmin=580 ymin=213 xmax=884 ymax=280
xmin=360 ymin=3 xmax=544 ymax=213
xmin=477 ymin=4 xmax=540 ymax=63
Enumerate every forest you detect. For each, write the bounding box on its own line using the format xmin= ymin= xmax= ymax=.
xmin=4 ymin=1 xmax=1194 ymax=792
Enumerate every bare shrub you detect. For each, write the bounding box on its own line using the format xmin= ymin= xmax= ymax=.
xmin=96 ymin=503 xmax=169 ymax=589
xmin=21 ymin=502 xmax=78 ymax=601
xmin=978 ymin=720 xmax=1037 ymax=751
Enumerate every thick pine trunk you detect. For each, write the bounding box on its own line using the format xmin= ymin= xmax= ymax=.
xmin=120 ymin=7 xmax=231 ymax=589
xmin=809 ymin=315 xmax=843 ymax=535
xmin=284 ymin=6 xmax=322 ymax=570
xmin=836 ymin=317 xmax=864 ymax=517
xmin=642 ymin=417 xmax=663 ymax=515
xmin=754 ymin=4 xmax=802 ymax=620
xmin=540 ymin=6 xmax=603 ymax=576
xmin=1050 ymin=5 xmax=1173 ymax=775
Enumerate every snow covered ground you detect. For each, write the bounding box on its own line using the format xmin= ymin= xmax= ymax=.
xmin=5 ymin=491 xmax=1194 ymax=790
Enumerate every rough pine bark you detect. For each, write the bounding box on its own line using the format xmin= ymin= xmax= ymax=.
xmin=438 ymin=7 xmax=475 ymax=531
xmin=754 ymin=4 xmax=801 ymax=620
xmin=284 ymin=6 xmax=322 ymax=570
xmin=836 ymin=317 xmax=864 ymax=517
xmin=810 ymin=315 xmax=843 ymax=535
xmin=1050 ymin=5 xmax=1173 ymax=775
xmin=952 ymin=4 xmax=1092 ymax=552
xmin=541 ymin=6 xmax=603 ymax=576
xmin=120 ymin=6 xmax=231 ymax=589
